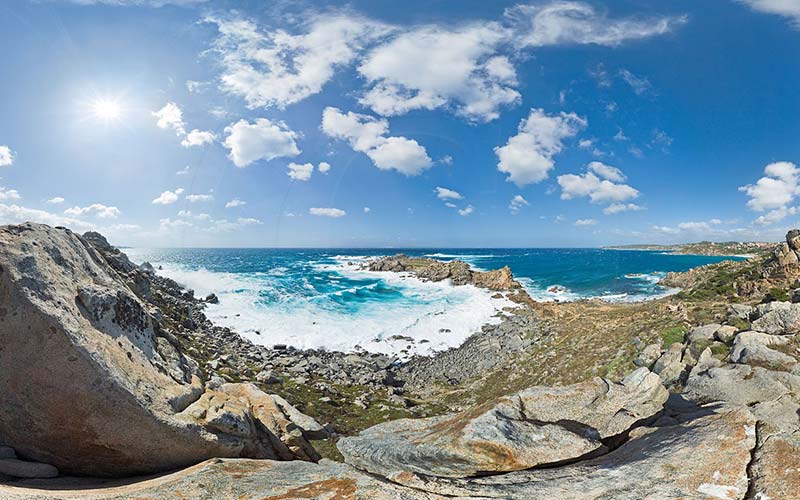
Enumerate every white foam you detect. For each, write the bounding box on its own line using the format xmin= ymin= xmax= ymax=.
xmin=152 ymin=259 xmax=513 ymax=359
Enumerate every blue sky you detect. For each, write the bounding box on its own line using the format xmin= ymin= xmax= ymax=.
xmin=1 ymin=0 xmax=800 ymax=247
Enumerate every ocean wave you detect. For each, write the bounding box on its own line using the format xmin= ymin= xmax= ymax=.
xmin=424 ymin=253 xmax=503 ymax=259
xmin=150 ymin=259 xmax=512 ymax=358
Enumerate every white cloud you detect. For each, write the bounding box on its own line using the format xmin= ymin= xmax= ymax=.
xmin=603 ymin=202 xmax=644 ymax=214
xmin=309 ymin=207 xmax=346 ymax=218
xmin=153 ymin=102 xmax=186 ymax=136
xmin=458 ymin=205 xmax=475 ymax=216
xmin=755 ymin=206 xmax=798 ymax=226
xmin=152 ymin=188 xmax=184 ymax=205
xmin=0 ymin=187 xmax=21 ymax=200
xmin=506 ymin=2 xmax=686 ymax=47
xmin=495 ymin=108 xmax=586 ymax=186
xmin=0 ymin=203 xmax=93 ymax=230
xmin=738 ymin=0 xmax=800 ymax=26
xmin=588 ymin=161 xmax=626 ymax=182
xmin=67 ymin=0 xmax=206 ymax=6
xmin=47 ymin=196 xmax=65 ymax=204
xmin=321 ymin=107 xmax=432 ymax=175
xmin=207 ymin=14 xmax=391 ymax=109
xmin=0 ymin=146 xmax=14 ymax=167
xmin=445 ymin=202 xmax=457 ymax=208
xmin=180 ymin=129 xmax=216 ymax=148
xmin=287 ymin=162 xmax=314 ymax=181
xmin=739 ymin=162 xmax=800 ymax=215
xmin=318 ymin=162 xmax=331 ymax=174
xmin=185 ymin=193 xmax=213 ymax=202
xmin=363 ymin=206 xmax=371 ymax=213
xmin=509 ymin=194 xmax=530 ymax=213
xmin=225 ymin=198 xmax=246 ymax=208
xmin=435 ymin=187 xmax=463 ymax=200
xmin=223 ymin=118 xmax=300 ymax=168
xmin=64 ymin=203 xmax=121 ymax=219
xmin=618 ymin=69 xmax=651 ymax=95
xmin=358 ymin=24 xmax=519 ymax=122
xmin=176 ymin=166 xmax=190 ymax=176
xmin=558 ymin=162 xmax=639 ymax=204
xmin=574 ymin=218 xmax=597 ymax=226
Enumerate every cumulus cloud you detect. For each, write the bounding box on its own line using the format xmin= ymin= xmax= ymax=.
xmin=435 ymin=187 xmax=463 ymax=200
xmin=318 ymin=162 xmax=331 ymax=174
xmin=225 ymin=198 xmax=246 ymax=208
xmin=321 ymin=107 xmax=432 ymax=175
xmin=206 ymin=15 xmax=391 ymax=109
xmin=358 ymin=24 xmax=519 ymax=122
xmin=152 ymin=188 xmax=184 ymax=205
xmin=153 ymin=102 xmax=186 ymax=136
xmin=181 ymin=129 xmax=216 ymax=148
xmin=740 ymin=161 xmax=799 ymax=212
xmin=495 ymin=108 xmax=586 ymax=186
xmin=0 ymin=203 xmax=93 ymax=230
xmin=505 ymin=2 xmax=686 ymax=47
xmin=738 ymin=0 xmax=800 ymax=26
xmin=0 ymin=187 xmax=21 ymax=200
xmin=223 ymin=118 xmax=300 ymax=168
xmin=458 ymin=205 xmax=475 ymax=216
xmin=64 ymin=203 xmax=121 ymax=218
xmin=47 ymin=196 xmax=65 ymax=204
xmin=0 ymin=146 xmax=14 ymax=167
xmin=509 ymin=194 xmax=530 ymax=213
xmin=186 ymin=193 xmax=213 ymax=202
xmin=558 ymin=162 xmax=640 ymax=207
xmin=287 ymin=162 xmax=314 ymax=181
xmin=309 ymin=207 xmax=346 ymax=218
xmin=363 ymin=206 xmax=371 ymax=213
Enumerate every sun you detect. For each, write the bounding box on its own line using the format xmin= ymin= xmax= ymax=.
xmin=92 ymin=99 xmax=122 ymax=121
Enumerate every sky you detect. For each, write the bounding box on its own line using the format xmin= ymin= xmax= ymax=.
xmin=1 ymin=0 xmax=800 ymax=247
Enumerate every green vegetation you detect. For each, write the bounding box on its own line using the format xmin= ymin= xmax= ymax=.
xmin=764 ymin=287 xmax=791 ymax=303
xmin=727 ymin=317 xmax=750 ymax=332
xmin=660 ymin=325 xmax=688 ymax=349
xmin=676 ymin=265 xmax=758 ymax=302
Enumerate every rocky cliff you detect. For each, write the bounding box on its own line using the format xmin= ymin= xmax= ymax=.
xmin=0 ymin=223 xmax=322 ymax=477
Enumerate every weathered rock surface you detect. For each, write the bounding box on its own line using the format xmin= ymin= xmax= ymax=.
xmin=359 ymin=407 xmax=756 ymax=499
xmin=338 ymin=368 xmax=667 ymax=479
xmin=729 ymin=330 xmax=796 ymax=369
xmin=0 ymin=459 xmax=438 ymax=500
xmin=0 ymin=459 xmax=58 ymax=479
xmin=0 ymin=223 xmax=318 ymax=477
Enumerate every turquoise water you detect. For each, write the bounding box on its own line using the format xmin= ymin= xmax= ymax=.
xmin=124 ymin=248 xmax=744 ymax=356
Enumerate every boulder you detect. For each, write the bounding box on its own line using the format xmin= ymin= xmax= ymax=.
xmin=338 ymin=368 xmax=667 ymax=479
xmin=633 ymin=342 xmax=661 ymax=367
xmin=687 ymin=323 xmax=720 ymax=343
xmin=0 ymin=223 xmax=316 ymax=477
xmin=787 ymin=228 xmax=800 ymax=252
xmin=683 ymin=364 xmax=800 ymax=406
xmin=714 ymin=325 xmax=738 ymax=343
xmin=729 ymin=331 xmax=796 ymax=370
xmin=652 ymin=342 xmax=687 ymax=385
xmin=751 ymin=302 xmax=800 ymax=334
xmin=471 ymin=266 xmax=521 ymax=291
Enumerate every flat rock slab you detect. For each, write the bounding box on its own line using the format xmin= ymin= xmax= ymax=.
xmin=338 ymin=368 xmax=667 ymax=478
xmin=0 ymin=459 xmax=439 ymax=500
xmin=384 ymin=407 xmax=756 ymax=499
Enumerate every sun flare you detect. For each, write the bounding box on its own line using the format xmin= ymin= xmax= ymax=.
xmin=92 ymin=99 xmax=121 ymax=121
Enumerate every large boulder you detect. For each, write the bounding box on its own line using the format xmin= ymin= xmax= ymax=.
xmin=729 ymin=331 xmax=797 ymax=370
xmin=751 ymin=302 xmax=800 ymax=334
xmin=338 ymin=368 xmax=667 ymax=480
xmin=0 ymin=223 xmax=317 ymax=477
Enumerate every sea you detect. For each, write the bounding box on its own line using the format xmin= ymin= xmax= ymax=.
xmin=124 ymin=248 xmax=745 ymax=358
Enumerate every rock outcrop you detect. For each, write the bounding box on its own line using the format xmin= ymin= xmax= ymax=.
xmin=0 ymin=223 xmax=320 ymax=477
xmin=338 ymin=368 xmax=667 ymax=480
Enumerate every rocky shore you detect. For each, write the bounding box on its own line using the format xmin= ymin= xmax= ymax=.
xmin=1 ymin=222 xmax=799 ymax=499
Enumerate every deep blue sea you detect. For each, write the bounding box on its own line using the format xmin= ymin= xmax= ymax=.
xmin=124 ymin=248 xmax=744 ymax=356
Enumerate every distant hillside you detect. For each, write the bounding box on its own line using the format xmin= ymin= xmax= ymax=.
xmin=606 ymin=240 xmax=774 ymax=256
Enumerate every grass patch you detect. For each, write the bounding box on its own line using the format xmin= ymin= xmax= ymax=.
xmin=660 ymin=325 xmax=688 ymax=349
xmin=763 ymin=287 xmax=791 ymax=303
xmin=726 ymin=317 xmax=750 ymax=332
